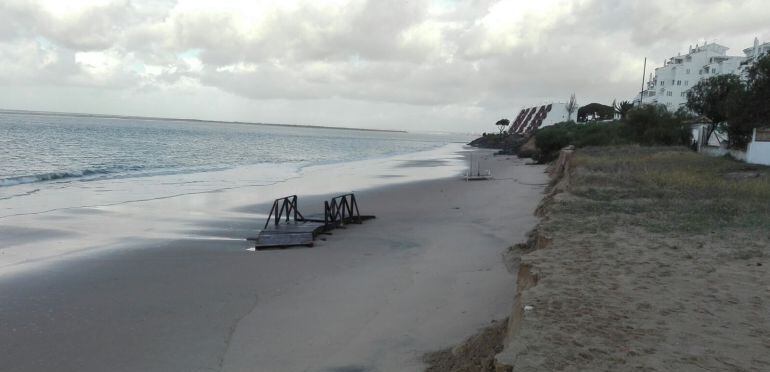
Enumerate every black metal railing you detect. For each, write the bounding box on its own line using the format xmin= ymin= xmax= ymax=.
xmin=323 ymin=193 xmax=362 ymax=226
xmin=264 ymin=195 xmax=305 ymax=229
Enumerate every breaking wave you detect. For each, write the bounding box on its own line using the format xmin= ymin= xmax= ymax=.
xmin=0 ymin=167 xmax=141 ymax=187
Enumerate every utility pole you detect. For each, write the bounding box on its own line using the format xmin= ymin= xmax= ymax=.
xmin=640 ymin=57 xmax=647 ymax=105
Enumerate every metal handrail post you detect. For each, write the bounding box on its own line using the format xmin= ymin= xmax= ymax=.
xmin=351 ymin=194 xmax=361 ymax=223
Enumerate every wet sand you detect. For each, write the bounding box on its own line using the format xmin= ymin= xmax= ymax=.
xmin=0 ymin=150 xmax=546 ymax=372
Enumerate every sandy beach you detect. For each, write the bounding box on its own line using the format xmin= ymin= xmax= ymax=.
xmin=0 ymin=148 xmax=547 ymax=372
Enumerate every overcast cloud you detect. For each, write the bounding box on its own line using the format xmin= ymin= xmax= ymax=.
xmin=0 ymin=0 xmax=769 ymax=132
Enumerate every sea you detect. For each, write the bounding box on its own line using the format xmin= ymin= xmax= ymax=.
xmin=0 ymin=111 xmax=467 ymax=189
xmin=0 ymin=110 xmax=472 ymax=272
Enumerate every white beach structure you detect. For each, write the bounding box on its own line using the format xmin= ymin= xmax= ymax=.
xmin=508 ymin=102 xmax=572 ymax=135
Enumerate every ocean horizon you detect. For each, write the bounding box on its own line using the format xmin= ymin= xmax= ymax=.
xmin=0 ymin=110 xmax=472 ymax=276
xmin=0 ymin=110 xmax=470 ymax=189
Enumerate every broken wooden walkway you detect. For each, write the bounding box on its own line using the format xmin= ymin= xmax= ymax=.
xmin=247 ymin=194 xmax=375 ymax=249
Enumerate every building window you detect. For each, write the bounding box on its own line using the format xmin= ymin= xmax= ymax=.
xmin=685 ymin=81 xmax=689 ymax=86
xmin=712 ymin=68 xmax=716 ymax=74
xmin=661 ymin=81 xmax=665 ymax=86
xmin=672 ymin=80 xmax=675 ymax=85
xmin=667 ymin=91 xmax=673 ymax=97
xmin=681 ymin=92 xmax=686 ymax=97
xmin=677 ymin=80 xmax=681 ymax=85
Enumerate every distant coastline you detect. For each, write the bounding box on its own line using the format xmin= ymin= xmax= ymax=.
xmin=0 ymin=108 xmax=408 ymax=134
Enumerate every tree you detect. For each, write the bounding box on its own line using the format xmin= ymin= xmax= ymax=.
xmin=745 ymin=54 xmax=770 ymax=124
xmin=686 ymin=74 xmax=745 ymax=144
xmin=613 ymin=100 xmax=634 ymax=119
xmin=728 ymin=54 xmax=770 ymax=148
xmin=577 ymin=103 xmax=613 ymax=122
xmin=495 ymin=118 xmax=510 ymax=134
xmin=624 ymin=105 xmax=691 ymax=146
xmin=566 ymin=93 xmax=578 ymax=121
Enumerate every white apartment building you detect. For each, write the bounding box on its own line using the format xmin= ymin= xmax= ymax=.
xmin=741 ymin=38 xmax=770 ymax=72
xmin=639 ymin=43 xmax=745 ymax=110
xmin=638 ymin=38 xmax=769 ymax=111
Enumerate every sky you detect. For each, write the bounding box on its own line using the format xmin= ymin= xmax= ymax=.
xmin=0 ymin=0 xmax=769 ymax=132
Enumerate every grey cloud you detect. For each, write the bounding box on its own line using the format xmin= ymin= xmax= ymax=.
xmin=0 ymin=1 xmax=38 ymax=41
xmin=176 ymin=0 xmax=432 ymax=66
xmin=1 ymin=0 xmax=769 ymax=132
xmin=0 ymin=0 xmax=147 ymax=50
xmin=44 ymin=1 xmax=135 ymax=51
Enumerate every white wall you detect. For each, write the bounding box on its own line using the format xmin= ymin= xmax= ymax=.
xmin=747 ymin=128 xmax=770 ymax=165
xmin=544 ymin=103 xmax=571 ymax=127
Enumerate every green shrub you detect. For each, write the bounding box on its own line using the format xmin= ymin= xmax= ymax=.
xmin=623 ymin=105 xmax=691 ymax=146
xmin=535 ymin=122 xmax=576 ymax=156
xmin=573 ymin=121 xmax=628 ymax=147
xmin=533 ymin=106 xmax=692 ymax=161
xmin=535 ymin=120 xmax=629 ymax=160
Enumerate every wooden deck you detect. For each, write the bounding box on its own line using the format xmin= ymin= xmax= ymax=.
xmin=248 ymin=194 xmax=374 ymax=250
xmin=246 ymin=221 xmax=326 ymax=247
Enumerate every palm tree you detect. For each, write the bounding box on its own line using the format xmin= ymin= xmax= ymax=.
xmin=613 ymin=100 xmax=634 ymax=119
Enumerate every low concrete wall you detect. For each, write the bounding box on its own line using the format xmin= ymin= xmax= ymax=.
xmin=731 ymin=148 xmax=748 ymax=162
xmin=699 ymin=146 xmax=747 ymax=162
xmin=700 ymin=128 xmax=770 ymax=165
xmin=747 ymin=128 xmax=770 ymax=166
xmin=700 ymin=145 xmax=727 ymax=157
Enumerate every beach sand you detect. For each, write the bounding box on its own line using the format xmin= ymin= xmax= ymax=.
xmin=0 ymin=149 xmax=547 ymax=372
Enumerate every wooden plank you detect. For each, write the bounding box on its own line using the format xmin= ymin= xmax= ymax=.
xmin=261 ymin=221 xmax=325 ymax=234
xmin=255 ymin=232 xmax=314 ymax=248
xmin=301 ymin=213 xmax=327 ymax=223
